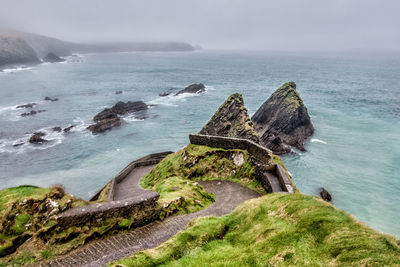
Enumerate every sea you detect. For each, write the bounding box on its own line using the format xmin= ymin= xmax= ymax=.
xmin=0 ymin=50 xmax=399 ymax=237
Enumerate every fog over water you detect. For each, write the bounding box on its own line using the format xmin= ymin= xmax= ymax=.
xmin=1 ymin=0 xmax=399 ymax=51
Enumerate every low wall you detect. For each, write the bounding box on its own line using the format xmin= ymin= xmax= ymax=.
xmin=90 ymin=151 xmax=173 ymax=201
xmin=189 ymin=134 xmax=272 ymax=164
xmin=56 ymin=192 xmax=160 ymax=228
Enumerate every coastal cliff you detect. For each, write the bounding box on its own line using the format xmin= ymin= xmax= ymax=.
xmin=252 ymin=82 xmax=314 ymax=154
xmin=0 ymin=35 xmax=39 ymax=67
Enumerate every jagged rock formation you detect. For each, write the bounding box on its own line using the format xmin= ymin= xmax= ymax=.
xmin=175 ymin=83 xmax=205 ymax=95
xmin=252 ymin=82 xmax=314 ymax=154
xmin=0 ymin=35 xmax=39 ymax=67
xmin=43 ymin=52 xmax=65 ymax=63
xmin=29 ymin=132 xmax=48 ymax=144
xmin=88 ymin=101 xmax=148 ymax=133
xmin=320 ymin=188 xmax=332 ymax=202
xmin=199 ymin=93 xmax=260 ymax=143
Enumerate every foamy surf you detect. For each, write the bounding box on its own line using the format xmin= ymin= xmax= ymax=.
xmin=149 ymin=86 xmax=210 ymax=107
xmin=122 ymin=114 xmax=145 ymax=122
xmin=311 ymin=138 xmax=327 ymax=144
xmin=1 ymin=66 xmax=33 ymax=73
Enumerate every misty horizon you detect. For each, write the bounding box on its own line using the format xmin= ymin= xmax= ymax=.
xmin=1 ymin=0 xmax=399 ymax=52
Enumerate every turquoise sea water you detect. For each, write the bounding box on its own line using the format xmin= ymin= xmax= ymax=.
xmin=0 ymin=51 xmax=399 ymax=237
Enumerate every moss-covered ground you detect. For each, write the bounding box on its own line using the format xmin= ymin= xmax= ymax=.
xmin=112 ymin=193 xmax=400 ymax=267
xmin=140 ymin=144 xmax=266 ymax=216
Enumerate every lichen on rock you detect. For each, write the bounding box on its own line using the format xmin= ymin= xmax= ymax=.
xmin=199 ymin=93 xmax=260 ymax=144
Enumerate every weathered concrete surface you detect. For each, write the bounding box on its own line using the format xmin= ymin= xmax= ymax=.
xmin=39 ymin=181 xmax=261 ymax=267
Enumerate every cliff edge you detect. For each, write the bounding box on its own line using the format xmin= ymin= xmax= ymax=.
xmin=0 ymin=35 xmax=39 ymax=67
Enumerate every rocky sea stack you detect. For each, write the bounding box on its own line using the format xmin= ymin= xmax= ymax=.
xmin=252 ymin=82 xmax=314 ymax=154
xmin=199 ymin=93 xmax=260 ymax=143
xmin=42 ymin=52 xmax=65 ymax=63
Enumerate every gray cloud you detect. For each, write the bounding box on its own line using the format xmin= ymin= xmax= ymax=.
xmin=0 ymin=0 xmax=399 ymax=51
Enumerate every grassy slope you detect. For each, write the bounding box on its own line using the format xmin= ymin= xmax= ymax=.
xmin=140 ymin=144 xmax=266 ymax=216
xmin=112 ymin=193 xmax=400 ymax=267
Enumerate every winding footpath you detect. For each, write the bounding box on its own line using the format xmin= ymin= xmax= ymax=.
xmin=40 ymin=168 xmax=261 ymax=267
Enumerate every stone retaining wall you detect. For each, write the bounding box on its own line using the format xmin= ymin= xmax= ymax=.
xmin=189 ymin=134 xmax=273 ymax=164
xmin=56 ymin=192 xmax=160 ymax=228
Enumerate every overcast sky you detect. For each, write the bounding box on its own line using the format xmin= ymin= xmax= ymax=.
xmin=1 ymin=0 xmax=399 ymax=51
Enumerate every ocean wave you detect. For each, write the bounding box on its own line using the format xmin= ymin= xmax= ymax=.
xmin=148 ymin=85 xmax=210 ymax=107
xmin=1 ymin=66 xmax=33 ymax=73
xmin=122 ymin=114 xmax=145 ymax=122
xmin=311 ymin=138 xmax=327 ymax=144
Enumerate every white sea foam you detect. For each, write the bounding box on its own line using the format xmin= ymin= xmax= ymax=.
xmin=122 ymin=114 xmax=145 ymax=122
xmin=149 ymin=86 xmax=210 ymax=107
xmin=1 ymin=66 xmax=33 ymax=73
xmin=311 ymin=138 xmax=327 ymax=144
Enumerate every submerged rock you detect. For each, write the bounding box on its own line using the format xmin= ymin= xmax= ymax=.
xmin=20 ymin=110 xmax=46 ymax=117
xmin=43 ymin=52 xmax=65 ymax=63
xmin=159 ymin=92 xmax=171 ymax=97
xmin=16 ymin=103 xmax=36 ymax=109
xmin=87 ymin=117 xmax=121 ymax=133
xmin=29 ymin=132 xmax=47 ymax=144
xmin=199 ymin=93 xmax=260 ymax=143
xmin=175 ymin=83 xmax=205 ymax=95
xmin=52 ymin=127 xmax=62 ymax=132
xmin=320 ymin=188 xmax=332 ymax=202
xmin=252 ymin=82 xmax=314 ymax=154
xmin=115 ymin=90 xmax=123 ymax=94
xmin=63 ymin=125 xmax=74 ymax=133
xmin=44 ymin=96 xmax=59 ymax=102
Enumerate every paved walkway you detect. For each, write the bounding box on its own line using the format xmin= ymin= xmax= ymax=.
xmin=114 ymin=164 xmax=156 ymax=200
xmin=40 ymin=180 xmax=260 ymax=267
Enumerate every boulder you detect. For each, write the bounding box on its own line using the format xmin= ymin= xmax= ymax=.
xmin=175 ymin=83 xmax=205 ymax=95
xmin=320 ymin=188 xmax=332 ymax=202
xmin=42 ymin=52 xmax=65 ymax=63
xmin=16 ymin=103 xmax=36 ymax=109
xmin=52 ymin=127 xmax=62 ymax=132
xmin=44 ymin=96 xmax=59 ymax=102
xmin=29 ymin=132 xmax=47 ymax=144
xmin=252 ymin=82 xmax=314 ymax=154
xmin=199 ymin=93 xmax=260 ymax=143
xmin=87 ymin=117 xmax=121 ymax=133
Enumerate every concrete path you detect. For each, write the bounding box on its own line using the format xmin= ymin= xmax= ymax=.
xmin=114 ymin=164 xmax=156 ymax=201
xmin=40 ymin=180 xmax=260 ymax=267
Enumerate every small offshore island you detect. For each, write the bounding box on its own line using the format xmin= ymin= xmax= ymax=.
xmin=1 ymin=82 xmax=399 ymax=266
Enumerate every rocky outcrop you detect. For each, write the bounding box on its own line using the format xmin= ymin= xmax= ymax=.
xmin=20 ymin=110 xmax=46 ymax=117
xmin=88 ymin=101 xmax=147 ymax=133
xmin=43 ymin=52 xmax=65 ymax=63
xmin=16 ymin=103 xmax=36 ymax=109
xmin=199 ymin=93 xmax=260 ymax=143
xmin=320 ymin=188 xmax=332 ymax=202
xmin=175 ymin=83 xmax=205 ymax=95
xmin=29 ymin=132 xmax=48 ymax=144
xmin=252 ymin=82 xmax=314 ymax=154
xmin=0 ymin=35 xmax=39 ymax=67
xmin=44 ymin=96 xmax=59 ymax=102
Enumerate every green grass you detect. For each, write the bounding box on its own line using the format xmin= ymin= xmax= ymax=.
xmin=112 ymin=193 xmax=400 ymax=267
xmin=140 ymin=144 xmax=266 ymax=216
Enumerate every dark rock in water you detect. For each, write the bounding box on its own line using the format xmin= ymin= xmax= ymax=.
xmin=159 ymin=92 xmax=171 ymax=97
xmin=87 ymin=117 xmax=121 ymax=133
xmin=252 ymin=82 xmax=314 ymax=154
xmin=44 ymin=96 xmax=59 ymax=102
xmin=175 ymin=83 xmax=205 ymax=95
xmin=52 ymin=127 xmax=62 ymax=132
xmin=20 ymin=110 xmax=46 ymax=117
xmin=13 ymin=142 xmax=25 ymax=147
xmin=199 ymin=93 xmax=260 ymax=143
xmin=29 ymin=132 xmax=47 ymax=144
xmin=115 ymin=90 xmax=123 ymax=94
xmin=63 ymin=125 xmax=74 ymax=133
xmin=320 ymin=188 xmax=332 ymax=202
xmin=43 ymin=52 xmax=65 ymax=63
xmin=16 ymin=103 xmax=36 ymax=109
xmin=93 ymin=101 xmax=148 ymax=122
